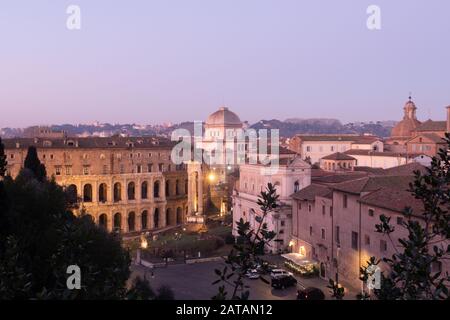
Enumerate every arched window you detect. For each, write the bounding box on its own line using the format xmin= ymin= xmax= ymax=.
xmin=128 ymin=182 xmax=135 ymax=200
xmin=83 ymin=184 xmax=92 ymax=202
xmin=66 ymin=184 xmax=78 ymax=204
xmin=113 ymin=213 xmax=121 ymax=232
xmin=294 ymin=181 xmax=300 ymax=193
xmin=99 ymin=213 xmax=108 ymax=230
xmin=141 ymin=210 xmax=148 ymax=230
xmin=166 ymin=208 xmax=172 ymax=226
xmin=99 ymin=183 xmax=107 ymax=202
xmin=175 ymin=180 xmax=180 ymax=196
xmin=154 ymin=208 xmax=160 ymax=228
xmin=141 ymin=181 xmax=148 ymax=199
xmin=154 ymin=181 xmax=160 ymax=198
xmin=176 ymin=207 xmax=182 ymax=225
xmin=165 ymin=180 xmax=170 ymax=197
xmin=128 ymin=212 xmax=135 ymax=232
xmin=114 ymin=183 xmax=122 ymax=202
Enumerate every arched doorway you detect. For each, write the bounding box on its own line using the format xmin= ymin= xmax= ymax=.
xmin=154 ymin=181 xmax=160 ymax=198
xmin=176 ymin=207 xmax=182 ymax=225
xmin=141 ymin=210 xmax=148 ymax=230
xmin=141 ymin=181 xmax=148 ymax=199
xmin=154 ymin=208 xmax=159 ymax=228
xmin=128 ymin=212 xmax=135 ymax=232
xmin=165 ymin=180 xmax=170 ymax=197
xmin=99 ymin=213 xmax=108 ymax=230
xmin=66 ymin=184 xmax=78 ymax=204
xmin=320 ymin=263 xmax=326 ymax=279
xmin=113 ymin=183 xmax=122 ymax=202
xmin=83 ymin=184 xmax=92 ymax=202
xmin=166 ymin=208 xmax=172 ymax=226
xmin=128 ymin=182 xmax=135 ymax=200
xmin=99 ymin=183 xmax=107 ymax=203
xmin=113 ymin=213 xmax=121 ymax=232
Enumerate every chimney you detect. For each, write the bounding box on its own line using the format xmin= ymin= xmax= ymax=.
xmin=447 ymin=106 xmax=450 ymax=133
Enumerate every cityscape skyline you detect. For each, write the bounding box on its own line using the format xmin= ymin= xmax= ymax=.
xmin=1 ymin=1 xmax=450 ymax=128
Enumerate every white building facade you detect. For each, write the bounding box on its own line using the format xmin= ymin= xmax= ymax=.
xmin=232 ymin=157 xmax=311 ymax=252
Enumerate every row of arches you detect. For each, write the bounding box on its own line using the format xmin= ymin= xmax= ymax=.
xmin=68 ymin=179 xmax=188 ymax=203
xmin=94 ymin=207 xmax=185 ymax=232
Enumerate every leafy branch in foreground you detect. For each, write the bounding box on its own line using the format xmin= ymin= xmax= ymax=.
xmin=360 ymin=133 xmax=450 ymax=300
xmin=212 ymin=183 xmax=279 ymax=300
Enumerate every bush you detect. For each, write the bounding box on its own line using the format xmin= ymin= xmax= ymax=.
xmin=224 ymin=234 xmax=235 ymax=245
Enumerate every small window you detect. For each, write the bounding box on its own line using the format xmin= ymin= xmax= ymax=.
xmin=298 ymin=202 xmax=302 ymax=210
xmin=330 ymin=206 xmax=333 ymax=217
xmin=55 ymin=166 xmax=61 ymax=176
xmin=322 ymin=205 xmax=326 ymax=215
xmin=335 ymin=226 xmax=340 ymax=244
xmin=368 ymin=209 xmax=375 ymax=217
xmin=380 ymin=240 xmax=387 ymax=252
xmin=364 ymin=235 xmax=371 ymax=246
xmin=65 ymin=166 xmax=72 ymax=175
xmin=321 ymin=228 xmax=326 ymax=240
xmin=309 ymin=226 xmax=313 ymax=236
xmin=280 ymin=220 xmax=285 ymax=227
xmin=102 ymin=165 xmax=108 ymax=175
xmin=83 ymin=166 xmax=90 ymax=175
xmin=351 ymin=231 xmax=358 ymax=250
xmin=343 ymin=194 xmax=348 ymax=208
xmin=279 ymin=229 xmax=284 ymax=235
xmin=147 ymin=164 xmax=152 ymax=172
xmin=136 ymin=165 xmax=142 ymax=174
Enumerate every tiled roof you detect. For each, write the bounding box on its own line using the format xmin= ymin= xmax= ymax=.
xmin=344 ymin=149 xmax=425 ymax=158
xmin=294 ymin=135 xmax=379 ymax=143
xmin=417 ymin=133 xmax=445 ymax=143
xmin=321 ymin=152 xmax=356 ymax=161
xmin=312 ymin=172 xmax=367 ymax=185
xmin=382 ymin=162 xmax=428 ymax=176
xmin=2 ymin=137 xmax=176 ymax=150
xmin=291 ymin=184 xmax=333 ymax=201
xmin=332 ymin=175 xmax=414 ymax=195
xmin=359 ymin=188 xmax=424 ymax=215
xmin=415 ymin=120 xmax=446 ymax=132
xmin=353 ymin=166 xmax=386 ymax=175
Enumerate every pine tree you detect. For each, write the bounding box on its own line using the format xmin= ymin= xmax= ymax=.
xmin=23 ymin=146 xmax=46 ymax=182
xmin=0 ymin=137 xmax=7 ymax=177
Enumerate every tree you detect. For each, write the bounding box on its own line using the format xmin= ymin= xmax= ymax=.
xmin=23 ymin=146 xmax=46 ymax=182
xmin=126 ymin=276 xmax=155 ymax=300
xmin=212 ymin=183 xmax=279 ymax=300
xmin=360 ymin=134 xmax=450 ymax=300
xmin=0 ymin=137 xmax=7 ymax=177
xmin=0 ymin=171 xmax=131 ymax=299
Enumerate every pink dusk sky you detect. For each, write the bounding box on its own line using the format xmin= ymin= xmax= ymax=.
xmin=0 ymin=0 xmax=449 ymax=128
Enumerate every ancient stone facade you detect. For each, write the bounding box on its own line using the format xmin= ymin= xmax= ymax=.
xmin=2 ymin=137 xmax=189 ymax=234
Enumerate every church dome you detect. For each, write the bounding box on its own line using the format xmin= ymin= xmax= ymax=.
xmin=206 ymin=106 xmax=242 ymax=126
xmin=390 ymin=99 xmax=421 ymax=138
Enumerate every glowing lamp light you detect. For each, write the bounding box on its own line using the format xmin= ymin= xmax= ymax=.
xmin=208 ymin=173 xmax=216 ymax=183
xmin=288 ymin=240 xmax=295 ymax=247
xmin=140 ymin=238 xmax=148 ymax=249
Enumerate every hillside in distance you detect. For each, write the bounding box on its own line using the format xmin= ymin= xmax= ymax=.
xmin=0 ymin=119 xmax=394 ymax=139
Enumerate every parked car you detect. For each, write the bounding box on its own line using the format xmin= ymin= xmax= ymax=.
xmin=270 ymin=269 xmax=293 ymax=279
xmin=271 ymin=275 xmax=297 ymax=289
xmin=297 ymin=287 xmax=326 ymax=300
xmin=245 ymin=270 xmax=260 ymax=279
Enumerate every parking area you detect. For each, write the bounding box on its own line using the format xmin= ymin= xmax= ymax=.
xmin=130 ymin=259 xmax=341 ymax=300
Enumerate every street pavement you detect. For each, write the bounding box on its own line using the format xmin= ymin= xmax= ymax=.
xmin=129 ymin=256 xmax=365 ymax=300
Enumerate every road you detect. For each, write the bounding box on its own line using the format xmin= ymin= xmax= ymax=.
xmin=131 ymin=261 xmax=311 ymax=300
